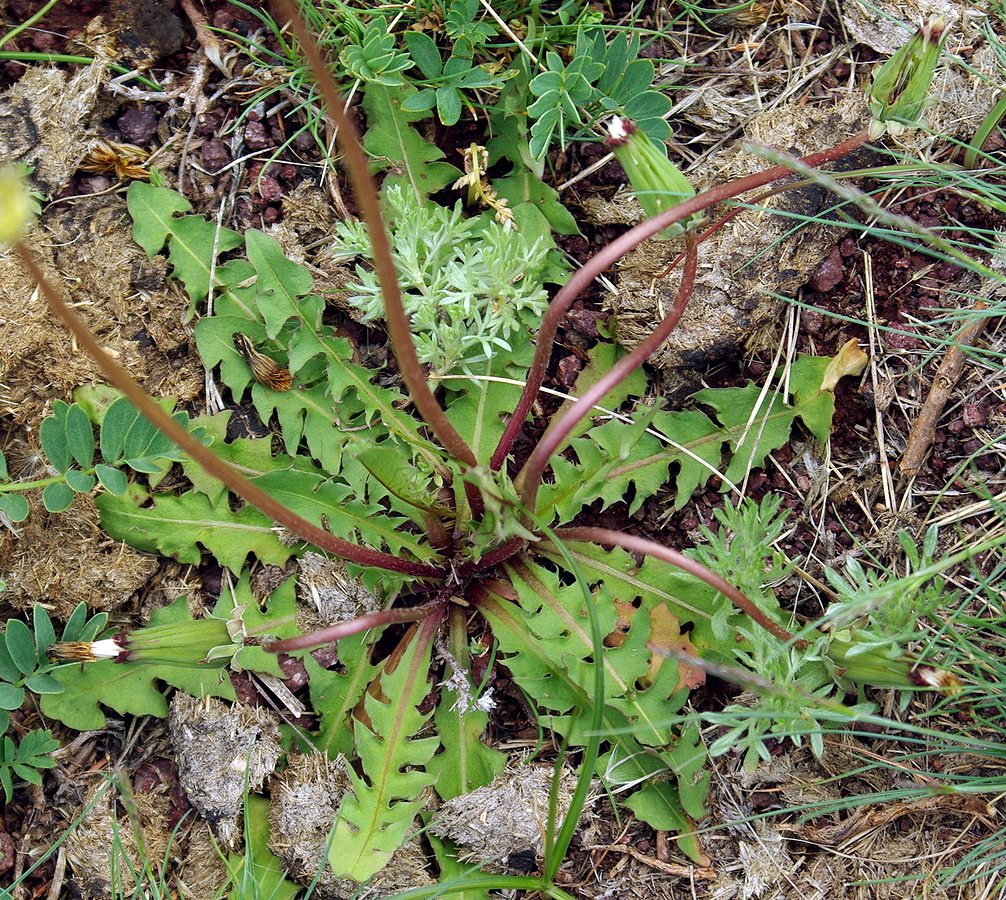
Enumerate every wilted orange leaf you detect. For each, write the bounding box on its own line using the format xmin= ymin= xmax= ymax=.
xmin=646 ymin=603 xmax=705 ymax=691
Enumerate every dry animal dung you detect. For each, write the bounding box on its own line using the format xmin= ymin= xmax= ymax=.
xmin=0 ymin=491 xmax=159 ymax=616
xmin=268 ymin=751 xmax=351 ymax=899
xmin=168 ymin=693 xmax=282 ymax=849
xmin=268 ymin=751 xmax=434 ymax=899
xmin=295 ymin=551 xmax=383 ymax=630
xmin=429 ymin=764 xmax=581 ymax=868
xmin=604 ymin=95 xmax=870 ymax=394
xmin=0 ymin=196 xmax=201 ymax=430
xmin=0 ymin=62 xmax=108 ymax=194
xmin=64 ymin=783 xmax=171 ymax=899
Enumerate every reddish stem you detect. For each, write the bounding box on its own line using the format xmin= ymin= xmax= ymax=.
xmin=458 ymin=537 xmax=528 ymax=575
xmin=490 ymin=130 xmax=871 ymax=472
xmin=555 ymin=527 xmax=801 ymax=645
xmin=264 ymin=599 xmax=447 ymax=653
xmin=517 ymin=234 xmax=699 ymax=513
xmin=270 ymin=0 xmax=483 ymax=521
xmin=16 ymin=244 xmax=443 ymax=580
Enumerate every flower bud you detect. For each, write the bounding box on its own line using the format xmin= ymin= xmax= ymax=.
xmin=0 ymin=164 xmax=38 ymax=244
xmin=867 ymin=17 xmax=946 ymax=139
xmin=49 ymin=614 xmax=238 ymax=668
xmin=824 ymin=629 xmax=954 ymax=691
xmin=605 ymin=118 xmax=695 ymax=238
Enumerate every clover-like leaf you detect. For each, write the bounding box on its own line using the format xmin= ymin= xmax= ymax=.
xmin=5 ymin=620 xmax=38 ymax=676
xmin=95 ymin=464 xmax=128 ymax=496
xmin=64 ymin=470 xmax=96 ymax=494
xmin=42 ymin=482 xmax=74 ymax=513
xmin=39 ymin=403 xmax=71 ymax=473
xmin=0 ymin=494 xmax=28 ymax=523
xmin=0 ymin=685 xmax=24 ymax=711
xmin=32 ymin=606 xmax=55 ymax=657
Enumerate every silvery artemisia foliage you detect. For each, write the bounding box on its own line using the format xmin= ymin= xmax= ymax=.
xmin=330 ymin=185 xmax=549 ymax=374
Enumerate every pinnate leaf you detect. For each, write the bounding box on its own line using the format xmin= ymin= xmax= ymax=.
xmin=245 ymin=229 xmax=319 ymax=339
xmin=693 ymin=354 xmax=834 ymax=485
xmin=539 ymin=405 xmax=666 ymax=521
xmin=329 ymin=628 xmax=440 ymax=882
xmin=492 ymin=170 xmax=579 ymax=236
xmin=362 ymin=83 xmax=462 ymax=202
xmin=444 ymin=333 xmax=533 ymax=465
xmin=307 ymin=633 xmax=380 ymax=758
xmin=428 ymin=612 xmax=504 ymax=800
xmin=127 ymin=181 xmax=242 ymax=312
xmin=96 ymin=483 xmax=293 ymax=574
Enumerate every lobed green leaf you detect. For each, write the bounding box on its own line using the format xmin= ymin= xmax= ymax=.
xmin=362 ymin=83 xmax=462 ymax=202
xmin=127 ymin=181 xmax=243 ymax=314
xmin=329 ymin=628 xmax=440 ymax=882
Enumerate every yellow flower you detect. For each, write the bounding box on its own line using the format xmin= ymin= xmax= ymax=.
xmin=0 ymin=164 xmax=37 ymax=244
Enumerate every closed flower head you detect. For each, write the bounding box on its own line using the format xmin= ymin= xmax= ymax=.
xmin=604 ymin=117 xmax=695 ymax=238
xmin=867 ymin=17 xmax=947 ymax=139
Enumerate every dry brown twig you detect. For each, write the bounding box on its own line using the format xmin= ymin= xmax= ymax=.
xmin=900 ymin=301 xmax=991 ymax=477
xmin=179 ymin=0 xmax=232 ymax=76
xmin=585 ymin=843 xmax=717 ymax=880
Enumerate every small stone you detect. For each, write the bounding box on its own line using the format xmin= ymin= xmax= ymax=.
xmin=213 ymin=9 xmax=236 ymax=29
xmin=196 ymin=108 xmax=226 ymax=137
xmin=948 ymin=419 xmax=966 ymax=435
xmin=117 ymin=106 xmax=159 ymax=144
xmin=258 ymin=174 xmax=283 ymax=202
xmin=565 ymin=308 xmax=599 ymax=337
xmin=808 ymin=246 xmax=844 ymax=292
xmin=279 ymin=655 xmax=308 ymax=691
xmin=886 ymin=326 xmax=922 ymax=351
xmin=201 ymin=139 xmax=231 ymax=172
xmin=556 ymin=355 xmax=582 ymax=388
xmin=244 ymin=119 xmax=270 ymax=150
xmin=802 ymin=309 xmax=824 ymax=334
xmin=963 ymin=403 xmax=987 ymax=427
